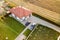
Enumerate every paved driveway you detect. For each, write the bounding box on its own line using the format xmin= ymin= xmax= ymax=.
xmin=27 ymin=16 xmax=60 ymax=33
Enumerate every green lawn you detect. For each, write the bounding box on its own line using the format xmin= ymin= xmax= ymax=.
xmin=0 ymin=16 xmax=25 ymax=40
xmin=24 ymin=29 xmax=31 ymax=37
xmin=27 ymin=24 xmax=60 ymax=40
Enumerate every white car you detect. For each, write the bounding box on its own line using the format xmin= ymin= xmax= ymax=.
xmin=29 ymin=23 xmax=37 ymax=30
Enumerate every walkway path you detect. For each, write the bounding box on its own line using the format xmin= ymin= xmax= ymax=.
xmin=15 ymin=23 xmax=32 ymax=40
xmin=15 ymin=15 xmax=60 ymax=40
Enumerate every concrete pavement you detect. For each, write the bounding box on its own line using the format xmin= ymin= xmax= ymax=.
xmin=27 ymin=16 xmax=60 ymax=33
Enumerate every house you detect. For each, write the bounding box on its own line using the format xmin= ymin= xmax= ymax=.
xmin=9 ymin=6 xmax=32 ymax=21
xmin=0 ymin=1 xmax=5 ymax=15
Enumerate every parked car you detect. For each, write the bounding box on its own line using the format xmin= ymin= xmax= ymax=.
xmin=25 ymin=21 xmax=31 ymax=26
xmin=29 ymin=23 xmax=36 ymax=30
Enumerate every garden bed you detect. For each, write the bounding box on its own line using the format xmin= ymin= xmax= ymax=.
xmin=27 ymin=24 xmax=60 ymax=40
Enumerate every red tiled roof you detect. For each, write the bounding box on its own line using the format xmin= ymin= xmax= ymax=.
xmin=9 ymin=6 xmax=32 ymax=18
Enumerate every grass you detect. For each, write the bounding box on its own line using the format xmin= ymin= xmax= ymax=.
xmin=27 ymin=24 xmax=60 ymax=40
xmin=3 ymin=16 xmax=25 ymax=34
xmin=0 ymin=22 xmax=17 ymax=40
xmin=24 ymin=29 xmax=31 ymax=37
xmin=0 ymin=16 xmax=25 ymax=40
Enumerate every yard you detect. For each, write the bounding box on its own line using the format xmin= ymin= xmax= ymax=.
xmin=0 ymin=16 xmax=25 ymax=40
xmin=23 ymin=29 xmax=32 ymax=37
xmin=27 ymin=24 xmax=60 ymax=40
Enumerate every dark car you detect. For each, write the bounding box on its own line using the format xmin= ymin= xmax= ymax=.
xmin=25 ymin=21 xmax=31 ymax=26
